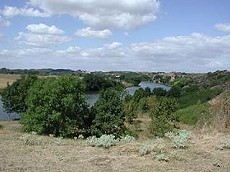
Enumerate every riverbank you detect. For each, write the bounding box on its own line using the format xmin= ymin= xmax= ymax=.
xmin=0 ymin=121 xmax=230 ymax=172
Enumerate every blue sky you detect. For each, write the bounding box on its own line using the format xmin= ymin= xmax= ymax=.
xmin=0 ymin=0 xmax=230 ymax=72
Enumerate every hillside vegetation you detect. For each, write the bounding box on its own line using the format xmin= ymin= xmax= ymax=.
xmin=0 ymin=70 xmax=229 ymax=171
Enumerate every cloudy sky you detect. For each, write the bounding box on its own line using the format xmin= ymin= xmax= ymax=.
xmin=0 ymin=0 xmax=230 ymax=72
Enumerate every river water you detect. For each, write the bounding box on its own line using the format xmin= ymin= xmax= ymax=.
xmin=0 ymin=82 xmax=170 ymax=121
xmin=0 ymin=97 xmax=20 ymax=120
xmin=125 ymin=81 xmax=171 ymax=95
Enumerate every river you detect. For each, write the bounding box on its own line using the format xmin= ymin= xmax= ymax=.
xmin=125 ymin=81 xmax=171 ymax=95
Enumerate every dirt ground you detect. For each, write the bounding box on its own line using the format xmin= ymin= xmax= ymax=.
xmin=0 ymin=121 xmax=229 ymax=172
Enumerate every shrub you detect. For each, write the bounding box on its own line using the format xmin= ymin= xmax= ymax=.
xmin=21 ymin=75 xmax=89 ymax=138
xmin=150 ymin=97 xmax=179 ymax=137
xmin=90 ymin=88 xmax=125 ymax=137
xmin=120 ymin=135 xmax=135 ymax=143
xmin=138 ymin=145 xmax=153 ymax=156
xmin=154 ymin=150 xmax=169 ymax=162
xmin=86 ymin=134 xmax=118 ymax=148
xmin=165 ymin=130 xmax=191 ymax=148
xmin=1 ymin=75 xmax=38 ymax=114
xmin=216 ymin=140 xmax=230 ymax=150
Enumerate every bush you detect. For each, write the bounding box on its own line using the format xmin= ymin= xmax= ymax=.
xmin=165 ymin=130 xmax=191 ymax=148
xmin=21 ymin=75 xmax=89 ymax=138
xmin=150 ymin=97 xmax=179 ymax=137
xmin=90 ymin=88 xmax=125 ymax=137
xmin=86 ymin=134 xmax=118 ymax=148
xmin=1 ymin=75 xmax=38 ymax=114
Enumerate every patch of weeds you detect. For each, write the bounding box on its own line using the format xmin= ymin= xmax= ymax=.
xmin=216 ymin=140 xmax=230 ymax=150
xmin=212 ymin=159 xmax=222 ymax=167
xmin=138 ymin=145 xmax=153 ymax=156
xmin=86 ymin=134 xmax=119 ymax=148
xmin=153 ymin=137 xmax=165 ymax=150
xmin=53 ymin=137 xmax=64 ymax=146
xmin=170 ymin=150 xmax=184 ymax=161
xmin=19 ymin=134 xmax=42 ymax=146
xmin=0 ymin=124 xmax=3 ymax=129
xmin=165 ymin=130 xmax=191 ymax=149
xmin=154 ymin=150 xmax=169 ymax=162
xmin=120 ymin=135 xmax=135 ymax=143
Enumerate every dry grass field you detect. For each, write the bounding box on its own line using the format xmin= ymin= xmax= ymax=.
xmin=0 ymin=74 xmax=21 ymax=90
xmin=0 ymin=121 xmax=229 ymax=172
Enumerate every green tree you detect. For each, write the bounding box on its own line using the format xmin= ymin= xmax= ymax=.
xmin=150 ymin=97 xmax=178 ymax=137
xmin=123 ymin=99 xmax=138 ymax=123
xmin=91 ymin=88 xmax=125 ymax=137
xmin=166 ymin=85 xmax=182 ymax=98
xmin=1 ymin=75 xmax=38 ymax=114
xmin=152 ymin=87 xmax=167 ymax=97
xmin=21 ymin=75 xmax=89 ymax=138
xmin=83 ymin=73 xmax=123 ymax=92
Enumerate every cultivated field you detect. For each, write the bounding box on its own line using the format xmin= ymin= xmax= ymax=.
xmin=0 ymin=121 xmax=229 ymax=172
xmin=0 ymin=74 xmax=21 ymax=90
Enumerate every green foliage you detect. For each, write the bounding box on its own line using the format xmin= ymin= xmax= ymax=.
xmin=150 ymin=97 xmax=179 ymax=137
xmin=176 ymin=103 xmax=210 ymax=125
xmin=83 ymin=73 xmax=123 ymax=91
xmin=123 ymin=99 xmax=138 ymax=123
xmin=120 ymin=72 xmax=150 ymax=86
xmin=21 ymin=75 xmax=89 ymax=138
xmin=166 ymin=86 xmax=182 ymax=98
xmin=1 ymin=75 xmax=38 ymax=114
xmin=133 ymin=88 xmax=150 ymax=102
xmin=152 ymin=87 xmax=167 ymax=97
xmin=178 ymin=87 xmax=221 ymax=109
xmin=90 ymin=88 xmax=125 ymax=137
xmin=172 ymin=76 xmax=193 ymax=88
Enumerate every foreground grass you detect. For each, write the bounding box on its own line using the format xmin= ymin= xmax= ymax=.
xmin=0 ymin=121 xmax=230 ymax=172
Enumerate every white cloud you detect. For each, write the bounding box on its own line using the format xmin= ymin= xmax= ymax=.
xmin=104 ymin=42 xmax=123 ymax=49
xmin=75 ymin=27 xmax=112 ymax=39
xmin=215 ymin=23 xmax=230 ymax=32
xmin=29 ymin=0 xmax=160 ymax=30
xmin=15 ymin=24 xmax=70 ymax=47
xmin=1 ymin=33 xmax=230 ymax=72
xmin=1 ymin=6 xmax=50 ymax=18
xmin=26 ymin=23 xmax=64 ymax=34
xmin=0 ymin=16 xmax=10 ymax=27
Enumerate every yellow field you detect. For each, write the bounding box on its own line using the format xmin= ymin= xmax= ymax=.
xmin=0 ymin=74 xmax=21 ymax=90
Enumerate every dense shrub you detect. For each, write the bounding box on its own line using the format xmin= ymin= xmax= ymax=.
xmin=1 ymin=75 xmax=38 ymax=114
xmin=83 ymin=73 xmax=123 ymax=91
xmin=150 ymin=97 xmax=179 ymax=137
xmin=21 ymin=75 xmax=89 ymax=138
xmin=90 ymin=88 xmax=125 ymax=137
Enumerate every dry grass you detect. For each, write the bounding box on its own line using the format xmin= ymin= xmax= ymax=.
xmin=0 ymin=121 xmax=230 ymax=172
xmin=0 ymin=74 xmax=21 ymax=90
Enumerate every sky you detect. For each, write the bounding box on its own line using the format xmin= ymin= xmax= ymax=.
xmin=0 ymin=0 xmax=230 ymax=72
